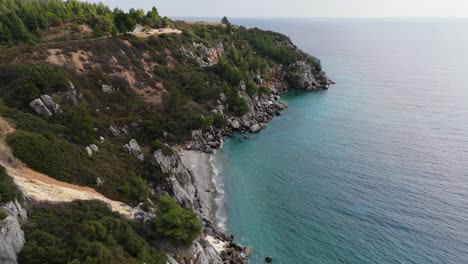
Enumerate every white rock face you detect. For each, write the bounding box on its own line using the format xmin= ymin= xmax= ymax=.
xmin=85 ymin=146 xmax=93 ymax=157
xmin=29 ymin=98 xmax=52 ymax=117
xmin=40 ymin=95 xmax=61 ymax=114
xmin=102 ymin=85 xmax=114 ymax=93
xmin=89 ymin=144 xmax=99 ymax=152
xmin=123 ymin=139 xmax=144 ymax=161
xmin=0 ymin=200 xmax=27 ymax=264
xmin=152 ymin=149 xmax=197 ymax=210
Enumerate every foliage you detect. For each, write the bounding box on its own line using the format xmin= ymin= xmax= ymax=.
xmin=258 ymin=85 xmax=272 ymax=96
xmin=150 ymin=140 xmax=173 ymax=156
xmin=16 ymin=63 xmax=69 ymax=106
xmin=0 ymin=102 xmax=65 ymax=136
xmin=0 ymin=165 xmax=22 ymax=204
xmin=154 ymin=196 xmax=202 ymax=246
xmin=67 ymin=106 xmax=95 ymax=145
xmin=0 ymin=208 xmax=8 ymax=220
xmin=19 ymin=200 xmax=166 ymax=264
xmin=0 ymin=0 xmax=165 ymax=45
xmin=6 ymin=130 xmax=150 ymax=205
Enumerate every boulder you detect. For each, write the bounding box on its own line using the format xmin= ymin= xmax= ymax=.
xmin=229 ymin=119 xmax=241 ymax=130
xmin=89 ymin=144 xmax=99 ymax=152
xmin=109 ymin=126 xmax=120 ymax=137
xmin=123 ymin=139 xmax=143 ymax=159
xmin=219 ymin=93 xmax=228 ymax=104
xmin=29 ymin=98 xmax=52 ymax=117
xmin=85 ymin=146 xmax=93 ymax=157
xmin=265 ymin=256 xmax=273 ymax=263
xmin=102 ymin=85 xmax=114 ymax=93
xmin=254 ymin=74 xmax=264 ymax=85
xmin=239 ymin=80 xmax=246 ymax=91
xmin=250 ymin=124 xmax=261 ymax=133
xmin=40 ymin=95 xmax=61 ymax=114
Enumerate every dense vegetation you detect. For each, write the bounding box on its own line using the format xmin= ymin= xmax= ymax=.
xmin=0 ymin=0 xmax=169 ymax=45
xmin=154 ymin=196 xmax=202 ymax=246
xmin=19 ymin=200 xmax=166 ymax=264
xmin=6 ymin=129 xmax=151 ymax=205
xmin=0 ymin=165 xmax=22 ymax=203
xmin=0 ymin=0 xmax=324 ymax=260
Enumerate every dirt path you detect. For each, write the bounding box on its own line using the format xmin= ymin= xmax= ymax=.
xmin=1 ymin=162 xmax=135 ymax=217
xmin=0 ymin=118 xmax=135 ymax=218
xmin=131 ymin=24 xmax=182 ymax=38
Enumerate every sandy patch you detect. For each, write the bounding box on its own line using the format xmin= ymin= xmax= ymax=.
xmin=132 ymin=24 xmax=182 ymax=38
xmin=0 ymin=118 xmax=134 ymax=218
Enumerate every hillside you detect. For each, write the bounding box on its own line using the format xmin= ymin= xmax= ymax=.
xmin=0 ymin=1 xmax=331 ymax=263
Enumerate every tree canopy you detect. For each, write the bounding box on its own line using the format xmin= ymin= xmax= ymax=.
xmin=0 ymin=0 xmax=163 ymax=45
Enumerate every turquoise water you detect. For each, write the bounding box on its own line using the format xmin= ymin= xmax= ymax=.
xmin=213 ymin=19 xmax=468 ymax=263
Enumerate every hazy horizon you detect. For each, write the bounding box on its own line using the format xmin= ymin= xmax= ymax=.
xmin=87 ymin=0 xmax=468 ymax=18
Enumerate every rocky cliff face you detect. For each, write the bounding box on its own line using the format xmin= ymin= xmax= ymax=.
xmin=151 ymin=148 xmax=249 ymax=264
xmin=185 ymin=57 xmax=331 ymax=154
xmin=0 ymin=200 xmax=27 ymax=264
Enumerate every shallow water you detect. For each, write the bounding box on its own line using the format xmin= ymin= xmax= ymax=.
xmin=213 ymin=18 xmax=468 ymax=263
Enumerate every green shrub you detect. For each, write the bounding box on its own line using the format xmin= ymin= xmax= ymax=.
xmin=154 ymin=196 xmax=201 ymax=246
xmin=7 ymin=130 xmax=150 ymax=205
xmin=227 ymin=92 xmax=249 ymax=116
xmin=0 ymin=102 xmax=65 ymax=136
xmin=16 ymin=63 xmax=69 ymax=104
xmin=19 ymin=200 xmax=166 ymax=264
xmin=0 ymin=165 xmax=22 ymax=204
xmin=67 ymin=106 xmax=96 ymax=145
xmin=0 ymin=208 xmax=8 ymax=220
xmin=258 ymin=85 xmax=272 ymax=96
xmin=212 ymin=114 xmax=227 ymax=128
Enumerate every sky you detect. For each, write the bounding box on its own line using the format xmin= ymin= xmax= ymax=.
xmin=88 ymin=0 xmax=468 ymax=18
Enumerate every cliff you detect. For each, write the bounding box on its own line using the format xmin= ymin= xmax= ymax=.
xmin=0 ymin=2 xmax=331 ymax=263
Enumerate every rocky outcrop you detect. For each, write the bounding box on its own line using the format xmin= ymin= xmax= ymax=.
xmin=181 ymin=42 xmax=224 ymax=67
xmin=29 ymin=98 xmax=53 ymax=117
xmin=123 ymin=139 xmax=144 ymax=161
xmin=152 ymin=149 xmax=198 ymax=210
xmin=102 ymin=84 xmax=115 ymax=93
xmin=288 ymin=60 xmax=332 ymax=90
xmin=0 ymin=200 xmax=26 ymax=264
xmin=29 ymin=95 xmax=62 ymax=117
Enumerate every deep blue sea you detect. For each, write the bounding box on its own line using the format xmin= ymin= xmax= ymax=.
xmin=205 ymin=18 xmax=468 ymax=263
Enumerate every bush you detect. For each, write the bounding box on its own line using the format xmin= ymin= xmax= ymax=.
xmin=7 ymin=130 xmax=150 ymax=205
xmin=67 ymin=106 xmax=96 ymax=145
xmin=154 ymin=196 xmax=201 ymax=246
xmin=19 ymin=200 xmax=166 ymax=264
xmin=16 ymin=63 xmax=69 ymax=105
xmin=0 ymin=165 xmax=22 ymax=204
xmin=258 ymin=85 xmax=272 ymax=96
xmin=0 ymin=208 xmax=8 ymax=220
xmin=227 ymin=93 xmax=249 ymax=116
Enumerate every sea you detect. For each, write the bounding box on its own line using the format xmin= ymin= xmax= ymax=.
xmin=184 ymin=18 xmax=468 ymax=263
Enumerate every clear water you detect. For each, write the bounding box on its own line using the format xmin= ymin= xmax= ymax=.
xmin=213 ymin=18 xmax=468 ymax=263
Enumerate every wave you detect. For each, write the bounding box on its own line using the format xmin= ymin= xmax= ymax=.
xmin=209 ymin=141 xmax=229 ymax=232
